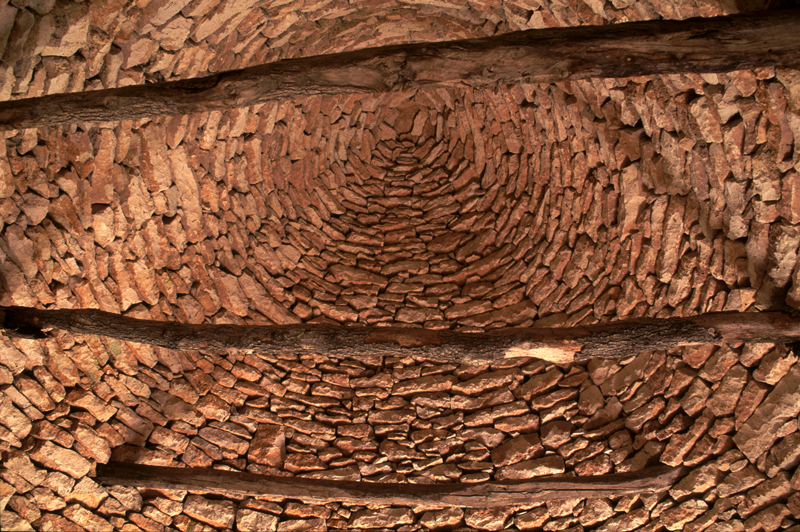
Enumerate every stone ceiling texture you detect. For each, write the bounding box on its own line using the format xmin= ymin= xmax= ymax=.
xmin=2 ymin=0 xmax=800 ymax=531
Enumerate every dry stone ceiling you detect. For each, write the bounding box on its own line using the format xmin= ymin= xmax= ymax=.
xmin=2 ymin=0 xmax=800 ymax=531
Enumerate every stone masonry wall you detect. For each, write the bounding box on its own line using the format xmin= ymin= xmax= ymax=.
xmin=2 ymin=0 xmax=800 ymax=531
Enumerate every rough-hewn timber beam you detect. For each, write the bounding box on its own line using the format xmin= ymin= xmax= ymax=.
xmin=2 ymin=9 xmax=800 ymax=130
xmin=95 ymin=462 xmax=687 ymax=507
xmin=3 ymin=306 xmax=800 ymax=365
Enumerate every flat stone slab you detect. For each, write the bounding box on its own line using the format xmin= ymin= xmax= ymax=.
xmin=733 ymin=363 xmax=800 ymax=462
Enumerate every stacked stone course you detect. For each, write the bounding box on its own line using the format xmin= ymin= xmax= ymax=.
xmin=2 ymin=0 xmax=800 ymax=530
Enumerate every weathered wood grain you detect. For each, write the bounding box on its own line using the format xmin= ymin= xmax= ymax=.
xmin=95 ymin=462 xmax=687 ymax=507
xmin=3 ymin=306 xmax=800 ymax=364
xmin=2 ymin=10 xmax=800 ymax=130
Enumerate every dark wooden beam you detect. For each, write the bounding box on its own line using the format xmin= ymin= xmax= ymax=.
xmin=3 ymin=306 xmax=800 ymax=365
xmin=2 ymin=9 xmax=800 ymax=130
xmin=95 ymin=462 xmax=687 ymax=507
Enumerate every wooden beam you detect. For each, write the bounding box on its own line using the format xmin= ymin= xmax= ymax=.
xmin=3 ymin=306 xmax=800 ymax=365
xmin=94 ymin=462 xmax=687 ymax=507
xmin=2 ymin=9 xmax=800 ymax=130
